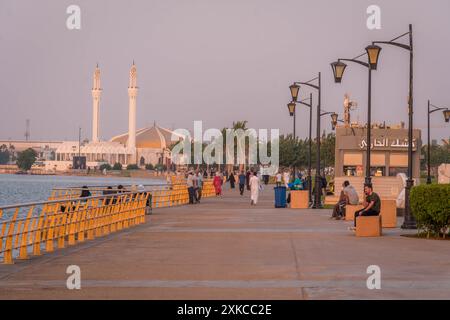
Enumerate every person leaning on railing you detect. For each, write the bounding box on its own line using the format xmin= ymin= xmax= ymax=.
xmin=60 ymin=185 xmax=91 ymax=213
xmin=103 ymin=186 xmax=114 ymax=205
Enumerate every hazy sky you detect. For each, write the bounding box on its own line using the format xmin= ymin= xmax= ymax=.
xmin=0 ymin=0 xmax=449 ymax=142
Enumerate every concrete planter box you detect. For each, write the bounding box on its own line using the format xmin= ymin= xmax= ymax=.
xmin=290 ymin=190 xmax=309 ymax=209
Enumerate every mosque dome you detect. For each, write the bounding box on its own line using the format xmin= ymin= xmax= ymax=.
xmin=110 ymin=124 xmax=183 ymax=149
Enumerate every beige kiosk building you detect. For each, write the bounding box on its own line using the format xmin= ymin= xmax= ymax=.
xmin=331 ymin=96 xmax=422 ymax=202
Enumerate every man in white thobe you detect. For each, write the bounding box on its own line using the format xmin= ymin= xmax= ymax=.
xmin=249 ymin=172 xmax=260 ymax=205
xmin=283 ymin=170 xmax=291 ymax=188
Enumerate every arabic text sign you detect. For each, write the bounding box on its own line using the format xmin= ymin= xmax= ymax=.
xmin=359 ymin=138 xmax=417 ymax=150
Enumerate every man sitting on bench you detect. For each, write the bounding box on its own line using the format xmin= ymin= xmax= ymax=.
xmin=349 ymin=183 xmax=381 ymax=231
xmin=332 ymin=180 xmax=359 ymax=220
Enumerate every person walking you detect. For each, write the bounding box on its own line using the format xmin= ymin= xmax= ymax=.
xmin=238 ymin=171 xmax=246 ymax=196
xmin=246 ymin=170 xmax=251 ymax=191
xmin=213 ymin=172 xmax=223 ymax=196
xmin=229 ymin=172 xmax=236 ymax=189
xmin=187 ymin=171 xmax=195 ymax=204
xmin=196 ymin=170 xmax=203 ymax=203
xmin=192 ymin=171 xmax=199 ymax=203
xmin=249 ymin=171 xmax=260 ymax=205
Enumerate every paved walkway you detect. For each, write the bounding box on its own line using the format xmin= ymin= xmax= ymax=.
xmin=0 ymin=185 xmax=449 ymax=299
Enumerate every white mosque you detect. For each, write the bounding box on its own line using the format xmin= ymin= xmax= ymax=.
xmin=50 ymin=63 xmax=184 ymax=170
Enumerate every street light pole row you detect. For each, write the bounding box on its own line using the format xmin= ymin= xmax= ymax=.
xmin=289 ymin=73 xmax=325 ymax=208
xmin=288 ymin=93 xmax=313 ymax=204
xmin=328 ymin=25 xmax=416 ymax=228
xmin=289 ymin=73 xmax=339 ymax=208
xmin=286 ymin=24 xmax=441 ymax=230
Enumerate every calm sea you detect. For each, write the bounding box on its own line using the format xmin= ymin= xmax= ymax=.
xmin=0 ymin=174 xmax=164 ymax=207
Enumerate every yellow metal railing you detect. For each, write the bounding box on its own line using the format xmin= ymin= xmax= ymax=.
xmin=0 ymin=192 xmax=149 ymax=264
xmin=48 ymin=179 xmax=216 ymax=208
xmin=0 ymin=179 xmax=216 ymax=264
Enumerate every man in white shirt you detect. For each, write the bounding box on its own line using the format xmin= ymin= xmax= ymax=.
xmin=332 ymin=181 xmax=359 ymax=219
xmin=276 ymin=172 xmax=282 ymax=187
xmin=186 ymin=171 xmax=195 ymax=204
xmin=344 ymin=183 xmax=359 ymax=205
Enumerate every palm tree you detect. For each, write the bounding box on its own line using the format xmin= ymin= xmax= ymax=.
xmin=232 ymin=121 xmax=249 ymax=172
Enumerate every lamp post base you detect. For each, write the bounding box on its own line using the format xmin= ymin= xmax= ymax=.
xmin=401 ymin=219 xmax=417 ymax=230
xmin=401 ymin=179 xmax=417 ymax=230
xmin=312 ymin=175 xmax=323 ymax=209
xmin=307 ymin=176 xmax=312 ymax=207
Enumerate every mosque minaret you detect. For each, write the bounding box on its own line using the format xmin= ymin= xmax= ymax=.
xmin=91 ymin=64 xmax=102 ymax=142
xmin=127 ymin=61 xmax=138 ymax=163
xmin=49 ymin=62 xmax=183 ymax=172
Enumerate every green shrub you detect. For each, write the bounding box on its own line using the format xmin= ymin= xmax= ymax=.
xmin=112 ymin=163 xmax=122 ymax=170
xmin=126 ymin=164 xmax=139 ymax=170
xmin=145 ymin=163 xmax=154 ymax=170
xmin=16 ymin=148 xmax=37 ymax=171
xmin=410 ymin=184 xmax=450 ymax=238
xmin=99 ymin=163 xmax=112 ymax=171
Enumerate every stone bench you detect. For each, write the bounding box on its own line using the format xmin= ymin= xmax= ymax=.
xmin=380 ymin=199 xmax=397 ymax=228
xmin=356 ymin=215 xmax=382 ymax=237
xmin=345 ymin=204 xmax=364 ymax=221
xmin=290 ymin=190 xmax=309 ymax=209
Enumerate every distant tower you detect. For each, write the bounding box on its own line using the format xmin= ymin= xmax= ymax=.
xmin=91 ymin=64 xmax=102 ymax=143
xmin=343 ymin=93 xmax=357 ymax=128
xmin=128 ymin=61 xmax=138 ymax=162
xmin=25 ymin=119 xmax=30 ymax=141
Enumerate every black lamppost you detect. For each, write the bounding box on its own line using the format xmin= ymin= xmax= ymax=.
xmin=372 ymin=24 xmax=416 ymax=229
xmin=289 ymin=72 xmax=323 ymax=208
xmin=317 ymin=109 xmax=337 ymax=206
xmin=287 ymin=101 xmax=297 ymax=176
xmin=427 ymin=100 xmax=450 ymax=184
xmin=288 ymin=92 xmax=313 ymax=204
xmin=330 ymin=45 xmax=382 ymax=186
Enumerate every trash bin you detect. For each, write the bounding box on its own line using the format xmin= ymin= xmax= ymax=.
xmin=274 ymin=186 xmax=287 ymax=208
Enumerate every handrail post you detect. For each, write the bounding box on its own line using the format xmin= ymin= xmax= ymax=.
xmin=3 ymin=208 xmax=19 ymax=264
xmin=18 ymin=206 xmax=35 ymax=260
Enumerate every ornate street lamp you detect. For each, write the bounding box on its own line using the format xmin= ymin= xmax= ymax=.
xmin=286 ymin=101 xmax=297 ymax=177
xmin=330 ymin=52 xmax=374 ymax=185
xmin=287 ymin=102 xmax=296 ymax=116
xmin=365 ymin=44 xmax=382 ymax=70
xmin=331 ymin=113 xmax=339 ymax=130
xmin=289 ymin=84 xmax=300 ymax=102
xmin=427 ymin=100 xmax=449 ymax=184
xmin=289 ymin=73 xmax=323 ymax=208
xmin=330 ymin=61 xmax=347 ymax=83
xmin=373 ymin=24 xmax=416 ymax=229
xmin=330 ymin=113 xmax=346 ymax=131
xmin=444 ymin=110 xmax=450 ymax=123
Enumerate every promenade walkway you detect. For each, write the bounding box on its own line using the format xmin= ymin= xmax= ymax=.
xmin=0 ymin=186 xmax=449 ymax=299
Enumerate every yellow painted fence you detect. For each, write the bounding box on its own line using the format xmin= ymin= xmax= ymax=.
xmin=0 ymin=179 xmax=216 ymax=264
